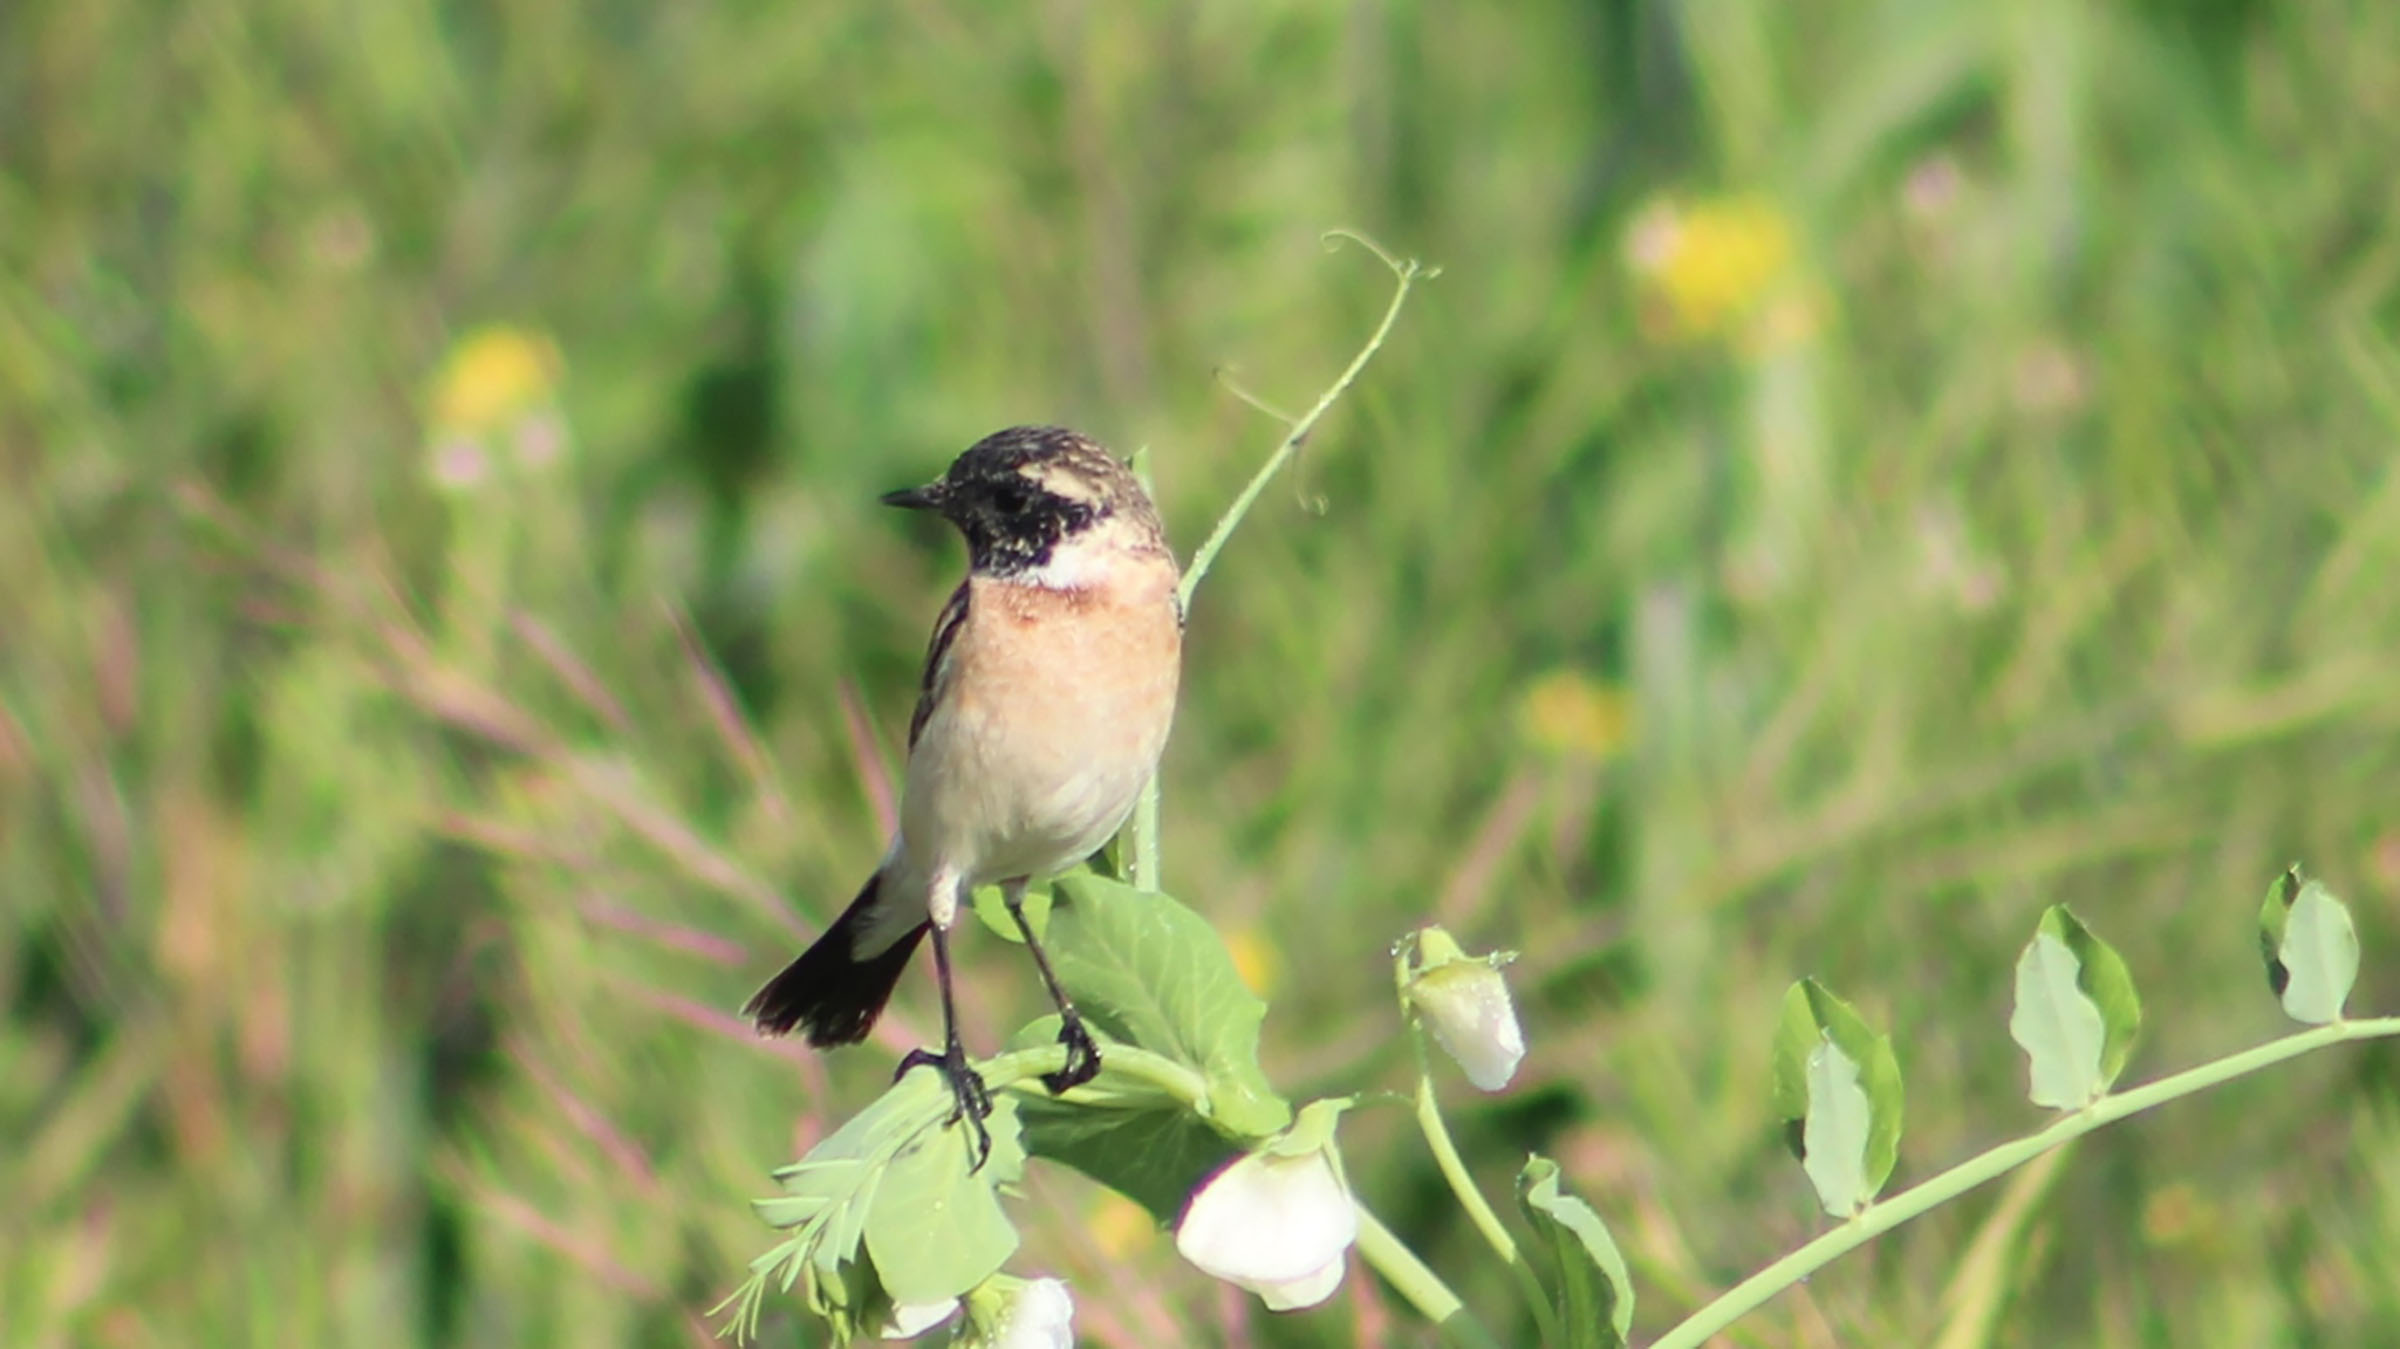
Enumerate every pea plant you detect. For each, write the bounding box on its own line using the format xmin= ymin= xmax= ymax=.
xmin=718 ymin=239 xmax=2400 ymax=1347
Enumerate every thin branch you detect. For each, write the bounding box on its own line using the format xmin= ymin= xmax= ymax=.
xmin=1178 ymin=232 xmax=1437 ymax=613
xmin=1128 ymin=232 xmax=1435 ymax=891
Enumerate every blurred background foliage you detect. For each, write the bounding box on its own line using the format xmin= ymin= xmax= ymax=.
xmin=7 ymin=0 xmax=2400 ymax=1344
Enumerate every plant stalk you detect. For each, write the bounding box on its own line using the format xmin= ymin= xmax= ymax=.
xmin=1650 ymin=1015 xmax=2400 ymax=1349
xmin=1124 ymin=232 xmax=1432 ymax=893
xmin=1353 ymin=1199 xmax=1505 ymax=1349
xmin=989 ymin=1042 xmax=1211 ymax=1108
xmin=1177 ymin=232 xmax=1431 ymax=610
xmin=1411 ymin=1042 xmax=1567 ymax=1346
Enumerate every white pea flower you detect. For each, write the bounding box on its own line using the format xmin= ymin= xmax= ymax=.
xmin=1175 ymin=1144 xmax=1357 ymax=1310
xmin=889 ymin=1274 xmax=1074 ymax=1349
xmin=1400 ymin=927 xmax=1526 ymax=1092
xmin=972 ymin=1276 xmax=1074 ymax=1349
xmin=874 ymin=1297 xmax=958 ymax=1340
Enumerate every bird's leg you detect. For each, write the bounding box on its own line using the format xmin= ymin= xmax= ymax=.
xmin=895 ymin=921 xmax=993 ymax=1169
xmin=1002 ymin=878 xmax=1101 ymax=1093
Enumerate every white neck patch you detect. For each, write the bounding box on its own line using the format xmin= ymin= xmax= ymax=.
xmin=1020 ymin=529 xmax=1116 ymax=590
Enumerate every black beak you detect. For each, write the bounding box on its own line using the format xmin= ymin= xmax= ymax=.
xmin=881 ymin=481 xmax=947 ymax=512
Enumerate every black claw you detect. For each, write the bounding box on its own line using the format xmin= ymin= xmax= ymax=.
xmin=1041 ymin=1014 xmax=1103 ymax=1094
xmin=898 ymin=1045 xmax=994 ymax=1170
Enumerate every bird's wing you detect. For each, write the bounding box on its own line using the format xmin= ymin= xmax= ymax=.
xmin=908 ymin=579 xmax=972 ymax=751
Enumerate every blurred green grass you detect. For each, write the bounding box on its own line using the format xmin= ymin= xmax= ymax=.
xmin=9 ymin=0 xmax=2400 ymax=1344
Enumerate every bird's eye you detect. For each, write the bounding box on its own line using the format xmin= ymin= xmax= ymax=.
xmin=990 ymin=483 xmax=1031 ymax=515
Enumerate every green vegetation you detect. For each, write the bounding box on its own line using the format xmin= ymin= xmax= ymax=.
xmin=9 ymin=0 xmax=2400 ymax=1344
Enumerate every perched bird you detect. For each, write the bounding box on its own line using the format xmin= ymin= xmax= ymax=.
xmin=745 ymin=426 xmax=1183 ymax=1155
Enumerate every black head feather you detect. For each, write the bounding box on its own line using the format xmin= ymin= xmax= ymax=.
xmin=886 ymin=426 xmax=1159 ymax=576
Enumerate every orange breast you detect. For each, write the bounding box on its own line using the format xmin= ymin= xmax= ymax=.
xmin=904 ymin=560 xmax=1182 ymax=882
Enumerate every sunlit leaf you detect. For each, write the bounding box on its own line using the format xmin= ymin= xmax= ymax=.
xmin=861 ymin=1096 xmax=1025 ymax=1305
xmin=970 ymin=878 xmax=1055 ymax=945
xmin=1516 ymin=1156 xmax=1634 ymax=1349
xmin=2010 ymin=929 xmax=2102 ymax=1107
xmin=2264 ymin=870 xmax=2359 ymax=1024
xmin=2009 ymin=907 xmax=2138 ymax=1107
xmin=1800 ymin=1034 xmax=1874 ymax=1216
xmin=745 ymin=1064 xmax=1020 ymax=1324
xmin=1045 ymin=873 xmax=1292 ymax=1138
xmin=750 ymin=1193 xmax=829 ymax=1228
xmin=1770 ymin=979 xmax=1904 ymax=1208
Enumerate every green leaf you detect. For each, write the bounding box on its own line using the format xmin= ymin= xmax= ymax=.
xmin=2009 ymin=906 xmax=2141 ymax=1108
xmin=1264 ymin=1097 xmax=1353 ymax=1159
xmin=1800 ymin=1034 xmax=1872 ymax=1216
xmin=1769 ymin=979 xmax=1904 ymax=1209
xmin=970 ymin=878 xmax=1055 ymax=945
xmin=1516 ymin=1156 xmax=1634 ymax=1349
xmin=750 ymin=1193 xmax=829 ymax=1229
xmin=813 ymin=1255 xmax=878 ymax=1342
xmin=1015 ymin=1078 xmax=1239 ymax=1227
xmin=2259 ymin=865 xmax=2302 ymax=1001
xmin=2264 ymin=870 xmax=2359 ymax=1024
xmin=1770 ymin=984 xmax=1818 ymax=1131
xmin=1002 ymin=1016 xmax=1250 ymax=1224
xmin=862 ymin=1096 xmax=1026 ymax=1305
xmin=1045 ymin=873 xmax=1291 ymax=1138
xmin=2009 ymin=929 xmax=2103 ymax=1107
xmin=745 ymin=1062 xmax=1025 ymax=1326
xmin=2056 ymin=908 xmax=2141 ymax=1086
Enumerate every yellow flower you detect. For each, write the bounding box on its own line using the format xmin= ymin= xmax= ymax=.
xmin=429 ymin=325 xmax=563 ymax=435
xmin=425 ymin=325 xmax=571 ymax=490
xmin=1223 ymin=925 xmax=1279 ymax=998
xmin=1625 ymin=195 xmax=1801 ymax=344
xmin=1087 ymin=1190 xmax=1156 ymax=1260
xmin=1516 ymin=670 xmax=1632 ymax=762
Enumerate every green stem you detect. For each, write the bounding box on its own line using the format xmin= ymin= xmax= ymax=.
xmin=1353 ymin=1199 xmax=1505 ymax=1349
xmin=1123 ymin=232 xmax=1432 ymax=893
xmin=1650 ymin=1015 xmax=2400 ymax=1349
xmin=1129 ymin=777 xmax=1162 ymax=892
xmin=988 ymin=1042 xmax=1211 ymax=1108
xmin=1177 ymin=232 xmax=1433 ymax=612
xmin=1412 ymin=1044 xmax=1567 ymax=1346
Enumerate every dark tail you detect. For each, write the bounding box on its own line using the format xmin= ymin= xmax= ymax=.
xmin=744 ymin=874 xmax=928 ymax=1046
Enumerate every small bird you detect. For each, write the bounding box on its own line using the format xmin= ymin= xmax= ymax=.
xmin=745 ymin=426 xmax=1183 ymax=1155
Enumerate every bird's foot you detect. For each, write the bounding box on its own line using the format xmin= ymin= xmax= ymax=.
xmin=897 ymin=1043 xmax=994 ymax=1170
xmin=1041 ymin=1013 xmax=1102 ymax=1094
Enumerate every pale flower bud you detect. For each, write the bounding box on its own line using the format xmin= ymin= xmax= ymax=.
xmin=1400 ymin=927 xmax=1526 ymax=1092
xmin=1175 ymin=1145 xmax=1357 ymax=1311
